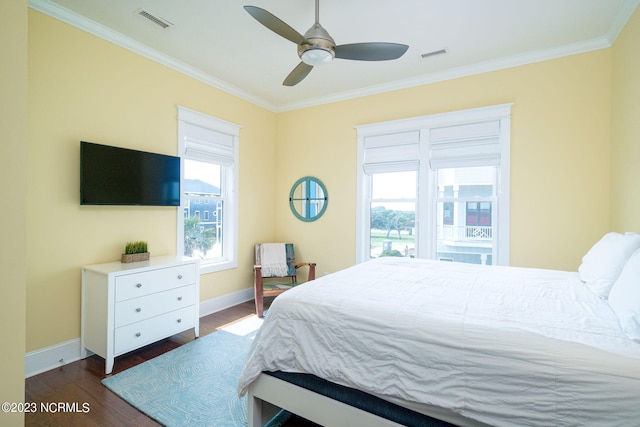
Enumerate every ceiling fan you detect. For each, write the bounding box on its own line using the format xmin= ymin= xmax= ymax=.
xmin=244 ymin=1 xmax=409 ymax=86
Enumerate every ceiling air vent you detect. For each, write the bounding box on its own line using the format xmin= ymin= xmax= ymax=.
xmin=135 ymin=8 xmax=174 ymax=29
xmin=421 ymin=48 xmax=448 ymax=59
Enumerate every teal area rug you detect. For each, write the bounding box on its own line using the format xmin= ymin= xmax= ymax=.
xmin=102 ymin=318 xmax=289 ymax=427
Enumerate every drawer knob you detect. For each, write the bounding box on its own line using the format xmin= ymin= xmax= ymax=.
xmin=177 ymin=318 xmax=182 ymax=323
xmin=135 ymin=332 xmax=141 ymax=337
xmin=136 ymin=283 xmax=142 ymax=288
xmin=177 ymin=274 xmax=183 ymax=280
xmin=177 ymin=296 xmax=183 ymax=301
xmin=135 ymin=308 xmax=142 ymax=313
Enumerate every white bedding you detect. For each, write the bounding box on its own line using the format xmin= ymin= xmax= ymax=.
xmin=238 ymin=257 xmax=640 ymax=426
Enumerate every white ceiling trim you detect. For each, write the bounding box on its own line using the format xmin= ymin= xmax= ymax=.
xmin=279 ymin=36 xmax=612 ymax=113
xmin=28 ymin=0 xmax=639 ymax=113
xmin=606 ymin=0 xmax=640 ymax=43
xmin=28 ymin=0 xmax=277 ymax=111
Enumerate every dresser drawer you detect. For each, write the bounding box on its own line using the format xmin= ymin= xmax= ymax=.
xmin=115 ymin=264 xmax=196 ymax=301
xmin=114 ymin=305 xmax=196 ymax=355
xmin=83 ymin=256 xmax=200 ymax=374
xmin=114 ymin=284 xmax=197 ymax=328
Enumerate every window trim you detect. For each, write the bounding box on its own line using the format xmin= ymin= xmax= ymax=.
xmin=356 ymin=103 xmax=512 ymax=265
xmin=177 ymin=106 xmax=240 ymax=274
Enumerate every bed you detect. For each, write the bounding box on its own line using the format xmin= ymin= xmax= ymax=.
xmin=238 ymin=235 xmax=640 ymax=426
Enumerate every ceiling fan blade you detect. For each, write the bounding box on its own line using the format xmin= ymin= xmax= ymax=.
xmin=283 ymin=62 xmax=313 ymax=86
xmin=244 ymin=6 xmax=304 ymax=44
xmin=334 ymin=42 xmax=409 ymax=61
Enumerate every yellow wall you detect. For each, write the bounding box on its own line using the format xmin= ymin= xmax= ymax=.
xmin=611 ymin=7 xmax=640 ymax=231
xmin=276 ymin=50 xmax=612 ymax=273
xmin=23 ymin=5 xmax=636 ymax=359
xmin=0 ymin=0 xmax=27 ymax=425
xmin=26 ymin=10 xmax=277 ymax=352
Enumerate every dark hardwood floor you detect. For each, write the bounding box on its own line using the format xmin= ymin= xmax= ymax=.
xmin=25 ymin=299 xmax=317 ymax=426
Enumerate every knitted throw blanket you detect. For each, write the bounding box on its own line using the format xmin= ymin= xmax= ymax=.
xmin=260 ymin=243 xmax=289 ymax=277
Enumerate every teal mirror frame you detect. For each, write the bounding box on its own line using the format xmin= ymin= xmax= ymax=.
xmin=289 ymin=176 xmax=328 ymax=222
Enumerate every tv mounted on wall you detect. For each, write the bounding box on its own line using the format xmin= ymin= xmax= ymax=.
xmin=80 ymin=141 xmax=180 ymax=206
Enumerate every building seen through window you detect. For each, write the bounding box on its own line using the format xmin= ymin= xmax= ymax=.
xmin=183 ymin=159 xmax=222 ymax=260
xmin=435 ymin=166 xmax=496 ymax=265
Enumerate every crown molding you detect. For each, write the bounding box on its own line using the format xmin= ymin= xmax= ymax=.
xmin=27 ymin=0 xmax=278 ymax=112
xmin=276 ymin=36 xmax=611 ymax=112
xmin=28 ymin=0 xmax=639 ymax=113
xmin=606 ymin=0 xmax=640 ymax=43
xmin=277 ymin=0 xmax=639 ymax=112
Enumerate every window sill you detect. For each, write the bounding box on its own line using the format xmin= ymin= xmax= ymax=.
xmin=199 ymin=259 xmax=237 ymax=275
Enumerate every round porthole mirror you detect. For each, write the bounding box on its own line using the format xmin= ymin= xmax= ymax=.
xmin=289 ymin=176 xmax=328 ymax=222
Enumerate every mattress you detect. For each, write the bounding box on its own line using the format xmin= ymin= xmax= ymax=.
xmin=238 ymin=257 xmax=640 ymax=426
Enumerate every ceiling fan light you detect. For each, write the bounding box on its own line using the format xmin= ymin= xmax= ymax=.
xmin=301 ymin=48 xmax=334 ymax=66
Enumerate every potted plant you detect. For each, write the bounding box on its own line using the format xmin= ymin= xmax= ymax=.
xmin=121 ymin=241 xmax=150 ymax=263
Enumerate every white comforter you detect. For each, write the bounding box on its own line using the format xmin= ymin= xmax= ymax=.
xmin=238 ymin=257 xmax=640 ymax=426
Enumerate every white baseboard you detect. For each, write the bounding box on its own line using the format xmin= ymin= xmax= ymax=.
xmin=25 ymin=288 xmax=255 ymax=378
xmin=25 ymin=338 xmax=82 ymax=378
xmin=199 ymin=287 xmax=254 ymax=317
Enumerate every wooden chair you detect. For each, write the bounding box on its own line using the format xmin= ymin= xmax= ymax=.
xmin=254 ymin=243 xmax=316 ymax=317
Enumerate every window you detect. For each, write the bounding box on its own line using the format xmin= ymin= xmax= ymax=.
xmin=369 ymin=171 xmax=417 ymax=258
xmin=466 ymin=202 xmax=492 ymax=227
xmin=356 ymin=104 xmax=512 ymax=266
xmin=177 ymin=106 xmax=240 ymax=273
xmin=435 ymin=167 xmax=496 ymax=265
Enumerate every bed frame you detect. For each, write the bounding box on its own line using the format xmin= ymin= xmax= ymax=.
xmin=247 ymin=372 xmax=477 ymax=427
xmin=248 ymin=373 xmax=404 ymax=427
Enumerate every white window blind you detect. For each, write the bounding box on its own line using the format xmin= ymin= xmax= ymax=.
xmin=362 ymin=130 xmax=420 ymax=174
xmin=429 ymin=121 xmax=501 ymax=169
xmin=181 ymin=122 xmax=235 ymax=166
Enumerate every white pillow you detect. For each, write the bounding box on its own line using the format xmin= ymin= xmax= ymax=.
xmin=608 ymin=248 xmax=640 ymax=342
xmin=578 ymin=232 xmax=640 ymax=298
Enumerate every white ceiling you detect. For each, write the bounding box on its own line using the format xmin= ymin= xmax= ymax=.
xmin=30 ymin=0 xmax=639 ymax=112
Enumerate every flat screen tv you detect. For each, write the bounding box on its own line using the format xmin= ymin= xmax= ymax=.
xmin=80 ymin=141 xmax=180 ymax=206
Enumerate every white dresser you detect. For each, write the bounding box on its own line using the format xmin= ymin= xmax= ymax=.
xmin=81 ymin=256 xmax=200 ymax=374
